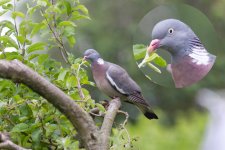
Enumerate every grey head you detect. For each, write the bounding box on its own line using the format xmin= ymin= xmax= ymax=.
xmin=83 ymin=49 xmax=101 ymax=63
xmin=149 ymin=19 xmax=205 ymax=59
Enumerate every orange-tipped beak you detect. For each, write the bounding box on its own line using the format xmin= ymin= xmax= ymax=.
xmin=147 ymin=39 xmax=160 ymax=54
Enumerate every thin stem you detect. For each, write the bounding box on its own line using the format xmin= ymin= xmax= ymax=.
xmin=75 ymin=59 xmax=86 ymax=99
xmin=40 ymin=9 xmax=69 ymax=63
xmin=13 ymin=0 xmax=21 ymax=50
xmin=117 ymin=110 xmax=130 ymax=147
xmin=117 ymin=110 xmax=129 ymax=127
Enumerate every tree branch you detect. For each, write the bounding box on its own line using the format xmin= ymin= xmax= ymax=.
xmin=100 ymin=98 xmax=121 ymax=150
xmin=0 ymin=132 xmax=30 ymax=150
xmin=0 ymin=60 xmax=125 ymax=150
xmin=0 ymin=60 xmax=100 ymax=150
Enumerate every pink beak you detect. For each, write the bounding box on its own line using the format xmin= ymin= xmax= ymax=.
xmin=147 ymin=39 xmax=160 ymax=54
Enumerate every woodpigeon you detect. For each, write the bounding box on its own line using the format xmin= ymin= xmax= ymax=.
xmin=147 ymin=19 xmax=216 ymax=88
xmin=83 ymin=49 xmax=158 ymax=119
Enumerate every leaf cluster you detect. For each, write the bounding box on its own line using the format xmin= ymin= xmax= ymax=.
xmin=133 ymin=44 xmax=167 ymax=79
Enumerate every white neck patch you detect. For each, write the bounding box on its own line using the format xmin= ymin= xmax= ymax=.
xmin=188 ymin=47 xmax=210 ymax=65
xmin=97 ymin=58 xmax=104 ymax=65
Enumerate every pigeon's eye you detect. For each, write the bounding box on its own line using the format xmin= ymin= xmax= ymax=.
xmin=168 ymin=28 xmax=174 ymax=34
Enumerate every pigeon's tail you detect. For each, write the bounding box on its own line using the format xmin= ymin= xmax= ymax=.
xmin=127 ymin=94 xmax=158 ymax=120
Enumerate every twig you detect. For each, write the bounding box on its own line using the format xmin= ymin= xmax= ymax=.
xmin=117 ymin=110 xmax=129 ymax=127
xmin=89 ymin=107 xmax=105 ymax=117
xmin=100 ymin=97 xmax=121 ymax=150
xmin=0 ymin=132 xmax=31 ymax=150
xmin=40 ymin=9 xmax=69 ymax=64
xmin=117 ymin=110 xmax=131 ymax=147
xmin=74 ymin=60 xmax=86 ymax=99
xmin=13 ymin=0 xmax=21 ymax=50
xmin=89 ymin=111 xmax=104 ymax=117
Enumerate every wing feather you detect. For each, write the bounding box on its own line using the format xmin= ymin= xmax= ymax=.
xmin=105 ymin=62 xmax=141 ymax=95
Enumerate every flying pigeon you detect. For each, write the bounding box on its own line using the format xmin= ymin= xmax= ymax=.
xmin=83 ymin=49 xmax=158 ymax=119
xmin=147 ymin=19 xmax=216 ymax=88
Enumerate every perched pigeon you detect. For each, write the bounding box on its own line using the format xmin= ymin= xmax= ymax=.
xmin=147 ymin=19 xmax=216 ymax=88
xmin=83 ymin=49 xmax=158 ymax=119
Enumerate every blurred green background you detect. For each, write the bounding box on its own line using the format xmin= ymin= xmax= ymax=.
xmin=54 ymin=0 xmax=225 ymax=149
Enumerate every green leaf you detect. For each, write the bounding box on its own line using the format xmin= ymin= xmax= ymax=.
xmin=4 ymin=29 xmax=14 ymax=36
xmin=71 ymin=11 xmax=90 ymax=20
xmin=96 ymin=103 xmax=106 ymax=112
xmin=153 ymin=55 xmax=167 ymax=67
xmin=133 ymin=44 xmax=147 ymax=60
xmin=67 ymin=36 xmax=76 ymax=47
xmin=58 ymin=21 xmax=76 ymax=27
xmin=27 ymin=53 xmax=39 ymax=61
xmin=30 ymin=22 xmax=45 ymax=38
xmin=38 ymin=54 xmax=49 ymax=64
xmin=66 ymin=76 xmax=77 ymax=89
xmin=31 ymin=129 xmax=42 ymax=143
xmin=1 ymin=3 xmax=13 ymax=10
xmin=19 ymin=20 xmax=30 ymax=37
xmin=0 ymin=0 xmax=10 ymax=6
xmin=147 ymin=63 xmax=161 ymax=74
xmin=0 ymin=20 xmax=14 ymax=30
xmin=0 ymin=36 xmax=18 ymax=49
xmin=63 ymin=26 xmax=75 ymax=37
xmin=74 ymin=5 xmax=89 ymax=15
xmin=58 ymin=69 xmax=68 ymax=81
xmin=46 ymin=124 xmax=58 ymax=137
xmin=145 ymin=53 xmax=159 ymax=62
xmin=11 ymin=11 xmax=25 ymax=19
xmin=37 ymin=0 xmax=49 ymax=7
xmin=16 ymin=36 xmax=26 ymax=44
xmin=11 ymin=123 xmax=30 ymax=132
xmin=26 ymin=42 xmax=46 ymax=53
xmin=27 ymin=5 xmax=39 ymax=16
xmin=64 ymin=1 xmax=72 ymax=16
xmin=0 ymin=51 xmax=23 ymax=60
xmin=19 ymin=103 xmax=33 ymax=117
xmin=13 ymin=94 xmax=21 ymax=101
xmin=69 ymin=91 xmax=80 ymax=100
xmin=81 ymin=88 xmax=90 ymax=97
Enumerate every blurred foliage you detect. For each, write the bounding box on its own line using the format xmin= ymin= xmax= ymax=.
xmin=128 ymin=111 xmax=208 ymax=150
xmin=0 ymin=0 xmax=128 ymax=149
